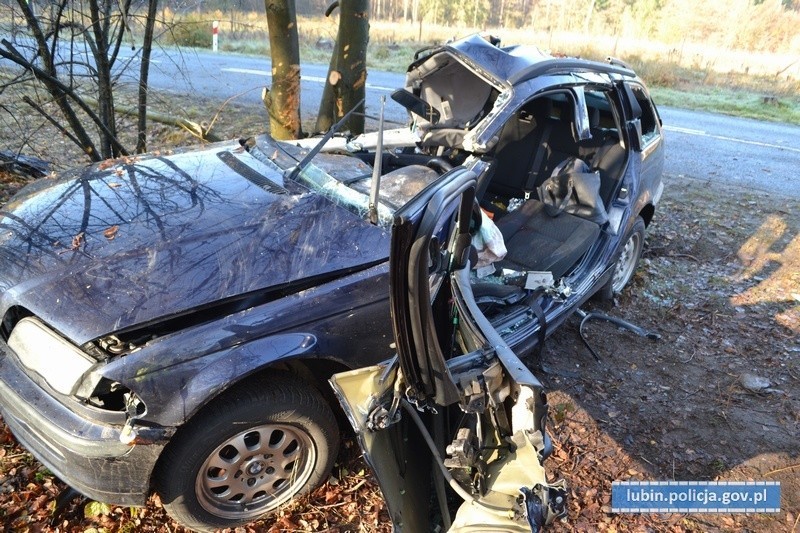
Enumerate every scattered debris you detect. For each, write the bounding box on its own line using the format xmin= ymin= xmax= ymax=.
xmin=741 ymin=373 xmax=771 ymax=392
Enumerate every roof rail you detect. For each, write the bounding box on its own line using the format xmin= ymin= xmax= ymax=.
xmin=508 ymin=58 xmax=635 ymax=85
xmin=606 ymin=56 xmax=633 ymax=70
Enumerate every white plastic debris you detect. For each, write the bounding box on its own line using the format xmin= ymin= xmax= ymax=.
xmin=472 ymin=210 xmax=507 ymax=268
xmin=740 ymin=373 xmax=771 ymax=392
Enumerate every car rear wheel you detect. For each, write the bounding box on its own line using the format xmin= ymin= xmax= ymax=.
xmin=597 ymin=216 xmax=645 ymax=300
xmin=155 ymin=373 xmax=339 ymax=532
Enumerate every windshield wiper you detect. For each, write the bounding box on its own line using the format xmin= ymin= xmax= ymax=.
xmin=284 ymin=97 xmax=366 ymax=182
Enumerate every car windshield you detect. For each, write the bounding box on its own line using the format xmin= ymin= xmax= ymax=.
xmin=237 ymin=134 xmax=393 ymax=225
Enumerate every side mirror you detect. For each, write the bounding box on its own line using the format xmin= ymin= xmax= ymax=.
xmin=392 ymin=89 xmax=441 ymax=125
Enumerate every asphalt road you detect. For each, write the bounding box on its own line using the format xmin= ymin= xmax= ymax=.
xmin=112 ymin=46 xmax=800 ymax=199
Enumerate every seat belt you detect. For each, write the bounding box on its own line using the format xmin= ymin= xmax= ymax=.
xmin=523 ymin=120 xmax=554 ymax=200
xmin=522 ymin=289 xmax=548 ymax=368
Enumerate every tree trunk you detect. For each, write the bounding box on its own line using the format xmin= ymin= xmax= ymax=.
xmin=315 ymin=0 xmax=369 ymax=134
xmin=264 ymin=0 xmax=302 ymax=140
xmin=137 ymin=0 xmax=159 ymax=153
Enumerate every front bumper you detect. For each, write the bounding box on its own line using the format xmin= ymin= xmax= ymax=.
xmin=0 ymin=338 xmax=168 ymax=506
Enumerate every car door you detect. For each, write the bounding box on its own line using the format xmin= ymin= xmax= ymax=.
xmin=330 ymin=167 xmax=567 ymax=532
xmin=617 ymin=81 xmax=665 ymax=200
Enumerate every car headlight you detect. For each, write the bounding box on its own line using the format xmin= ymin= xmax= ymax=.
xmin=8 ymin=317 xmax=95 ymax=396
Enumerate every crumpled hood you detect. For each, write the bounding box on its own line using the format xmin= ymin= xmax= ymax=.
xmin=0 ymin=142 xmax=389 ymax=344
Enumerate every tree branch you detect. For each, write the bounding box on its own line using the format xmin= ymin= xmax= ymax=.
xmin=0 ymin=39 xmax=128 ymax=158
xmin=1 ymin=36 xmax=100 ymax=160
xmin=22 ymin=95 xmax=84 ymax=150
xmin=137 ymin=0 xmax=160 ymax=153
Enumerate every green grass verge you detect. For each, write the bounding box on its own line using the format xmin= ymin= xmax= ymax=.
xmin=650 ymin=86 xmax=800 ymax=125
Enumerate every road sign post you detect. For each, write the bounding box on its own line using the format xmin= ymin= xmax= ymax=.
xmin=212 ymin=20 xmax=219 ymax=52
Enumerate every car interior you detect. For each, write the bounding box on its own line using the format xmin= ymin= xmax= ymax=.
xmin=352 ymin=84 xmax=627 ymax=279
xmin=314 ymin=52 xmax=632 ymax=328
xmin=477 ymin=89 xmax=627 ymax=278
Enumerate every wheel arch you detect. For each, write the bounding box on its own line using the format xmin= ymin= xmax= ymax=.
xmin=148 ymin=355 xmax=350 ymax=498
xmin=639 ymin=203 xmax=655 ymax=227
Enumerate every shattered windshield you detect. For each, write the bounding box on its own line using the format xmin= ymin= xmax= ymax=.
xmin=246 ymin=126 xmax=459 ymax=228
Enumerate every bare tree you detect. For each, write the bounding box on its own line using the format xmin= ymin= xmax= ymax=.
xmin=0 ymin=1 xmax=162 ymax=161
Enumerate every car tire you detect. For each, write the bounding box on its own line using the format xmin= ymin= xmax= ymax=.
xmin=596 ymin=216 xmax=646 ymax=301
xmin=155 ymin=373 xmax=339 ymax=532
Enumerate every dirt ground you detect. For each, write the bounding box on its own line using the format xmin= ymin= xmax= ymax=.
xmin=544 ymin=177 xmax=799 ymax=532
xmin=0 ymin=100 xmax=797 ymax=532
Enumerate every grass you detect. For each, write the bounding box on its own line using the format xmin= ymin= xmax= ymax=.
xmin=650 ymin=86 xmax=800 ymax=124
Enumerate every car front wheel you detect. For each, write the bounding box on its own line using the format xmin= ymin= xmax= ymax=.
xmin=155 ymin=373 xmax=339 ymax=532
xmin=597 ymin=216 xmax=646 ymax=300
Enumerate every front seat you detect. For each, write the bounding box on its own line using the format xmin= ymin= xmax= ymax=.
xmin=494 ymin=199 xmax=600 ymax=279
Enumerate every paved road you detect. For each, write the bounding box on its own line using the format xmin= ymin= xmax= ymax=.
xmin=113 ymin=47 xmax=800 ymax=199
xmin=116 ymin=47 xmax=410 ymax=124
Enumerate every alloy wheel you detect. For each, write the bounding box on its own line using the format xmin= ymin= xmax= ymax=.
xmin=195 ymin=423 xmax=316 ymax=519
xmin=611 ymin=231 xmax=643 ymax=294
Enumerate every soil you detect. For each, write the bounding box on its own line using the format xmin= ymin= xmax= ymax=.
xmin=0 ymin=98 xmax=797 ymax=532
xmin=544 ymin=178 xmax=799 ymax=533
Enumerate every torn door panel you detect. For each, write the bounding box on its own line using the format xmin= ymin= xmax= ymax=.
xmin=330 ymin=166 xmax=566 ymax=531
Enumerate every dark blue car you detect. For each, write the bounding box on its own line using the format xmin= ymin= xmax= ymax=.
xmin=0 ymin=35 xmax=663 ymax=531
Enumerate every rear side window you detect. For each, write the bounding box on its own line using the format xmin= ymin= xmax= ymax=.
xmin=585 ymin=89 xmax=619 ymax=134
xmin=630 ymin=85 xmax=660 ymax=146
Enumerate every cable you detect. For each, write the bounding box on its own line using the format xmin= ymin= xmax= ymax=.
xmin=400 ymin=400 xmax=512 ymax=518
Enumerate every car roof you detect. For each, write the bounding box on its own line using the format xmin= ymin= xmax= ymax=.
xmin=413 ymin=34 xmax=637 ymax=89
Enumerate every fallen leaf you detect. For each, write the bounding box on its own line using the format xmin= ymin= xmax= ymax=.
xmin=84 ymin=500 xmax=111 ymax=518
xmin=103 ymin=225 xmax=119 ymax=240
xmin=71 ymin=232 xmax=85 ymax=250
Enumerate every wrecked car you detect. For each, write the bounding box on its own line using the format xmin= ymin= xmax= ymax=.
xmin=0 ymin=34 xmax=663 ymax=531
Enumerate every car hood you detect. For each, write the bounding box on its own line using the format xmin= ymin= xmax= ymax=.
xmin=0 ymin=141 xmax=389 ymax=345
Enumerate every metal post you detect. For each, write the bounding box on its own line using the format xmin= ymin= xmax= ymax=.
xmin=212 ymin=20 xmax=219 ymax=52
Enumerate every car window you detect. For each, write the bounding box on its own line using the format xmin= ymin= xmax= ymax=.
xmin=630 ymin=84 xmax=660 ymax=146
xmin=585 ymin=89 xmax=619 ymax=134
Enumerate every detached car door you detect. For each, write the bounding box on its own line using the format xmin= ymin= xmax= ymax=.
xmin=331 ymin=168 xmax=567 ymax=532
